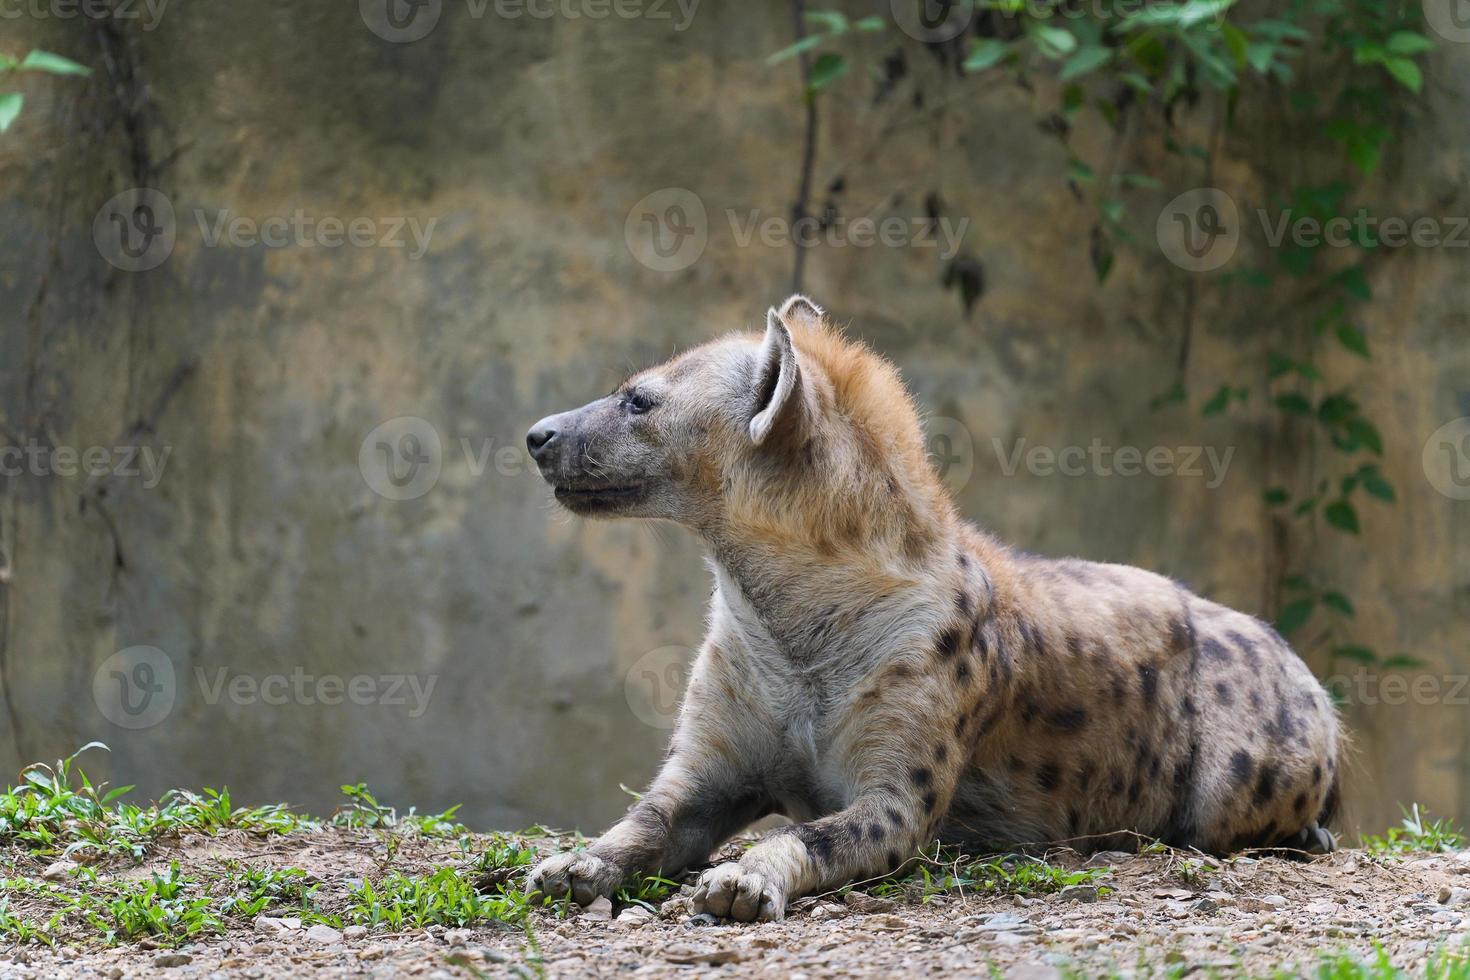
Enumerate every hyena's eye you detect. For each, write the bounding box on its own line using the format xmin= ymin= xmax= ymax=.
xmin=625 ymin=390 xmax=657 ymax=415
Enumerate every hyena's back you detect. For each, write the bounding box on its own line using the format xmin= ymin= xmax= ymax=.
xmin=944 ymin=547 xmax=1341 ymax=855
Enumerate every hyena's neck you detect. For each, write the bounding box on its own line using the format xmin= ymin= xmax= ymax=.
xmin=702 ymin=513 xmax=987 ymax=664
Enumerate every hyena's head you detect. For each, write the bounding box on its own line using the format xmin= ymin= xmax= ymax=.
xmin=527 ymin=295 xmax=948 ymax=542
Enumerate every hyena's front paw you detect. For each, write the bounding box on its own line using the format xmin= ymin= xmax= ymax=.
xmin=526 ymin=851 xmax=623 ymax=906
xmin=690 ymin=862 xmax=786 ymax=922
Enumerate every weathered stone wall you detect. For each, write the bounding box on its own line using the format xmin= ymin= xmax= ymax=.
xmin=1 ymin=0 xmax=1466 ymax=839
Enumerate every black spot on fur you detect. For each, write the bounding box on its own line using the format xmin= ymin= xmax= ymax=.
xmin=1045 ymin=706 xmax=1089 ymax=733
xmin=1075 ymin=762 xmax=1095 ymax=791
xmin=1037 ymin=763 xmax=1061 ymax=793
xmin=1252 ymin=765 xmax=1278 ymax=805
xmin=935 ymin=743 xmax=949 ymax=765
xmin=1201 ymin=637 xmax=1230 ymax=662
xmin=922 ymin=790 xmax=938 ymax=812
xmin=1108 ymin=770 xmax=1125 ymax=795
xmin=953 ymin=714 xmax=967 ymax=738
xmin=1168 ymin=617 xmax=1191 ymax=652
xmin=1215 ymin=681 xmax=1233 ymax=705
xmin=1311 ymin=764 xmax=1322 ymax=786
xmin=911 ymin=767 xmax=933 ymax=789
xmin=886 ymin=849 xmax=901 ymax=869
xmin=954 ymin=660 xmax=971 ymax=684
xmin=1137 ymin=663 xmax=1159 ymax=704
xmin=1248 ymin=690 xmax=1263 ymax=711
xmin=791 ymin=823 xmax=838 ymax=863
xmin=884 ymin=806 xmax=904 ymax=829
xmin=1293 ymin=793 xmax=1308 ymax=815
xmin=1110 ymin=673 xmax=1128 ymax=703
xmin=1227 ymin=630 xmax=1262 ymax=670
xmin=936 ymin=627 xmax=962 ymax=660
xmin=1229 ymin=750 xmax=1253 ymax=784
xmin=1008 ymin=755 xmax=1027 ymax=774
xmin=1065 ymin=632 xmax=1085 ymax=657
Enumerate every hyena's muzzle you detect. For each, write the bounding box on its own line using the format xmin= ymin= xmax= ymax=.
xmin=527 ymin=394 xmax=670 ymax=517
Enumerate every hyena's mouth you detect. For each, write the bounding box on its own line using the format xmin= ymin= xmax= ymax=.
xmin=553 ymin=483 xmax=648 ymax=511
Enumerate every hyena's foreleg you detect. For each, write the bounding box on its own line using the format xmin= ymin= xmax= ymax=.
xmin=527 ymin=649 xmax=773 ymax=904
xmin=691 ymin=692 xmax=962 ymax=921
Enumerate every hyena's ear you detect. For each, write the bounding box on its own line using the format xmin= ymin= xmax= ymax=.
xmin=749 ymin=307 xmax=803 ymax=445
xmin=778 ymin=294 xmax=825 ymax=329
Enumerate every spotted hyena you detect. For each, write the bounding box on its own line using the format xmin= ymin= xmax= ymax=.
xmin=521 ymin=295 xmax=1342 ymax=921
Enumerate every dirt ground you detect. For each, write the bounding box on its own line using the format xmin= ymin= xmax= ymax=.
xmin=3 ymin=829 xmax=1470 ymax=979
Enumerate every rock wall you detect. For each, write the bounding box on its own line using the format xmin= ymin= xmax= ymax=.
xmin=1 ymin=0 xmax=1467 ymax=838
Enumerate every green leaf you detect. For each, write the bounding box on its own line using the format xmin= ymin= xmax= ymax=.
xmin=18 ymin=50 xmax=92 ymax=76
xmin=1201 ymin=384 xmax=1231 ymax=417
xmin=1264 ymin=487 xmax=1290 ymax=506
xmin=1382 ymin=57 xmax=1422 ymax=94
xmin=1386 ymin=31 xmax=1434 ymax=55
xmin=1332 ymin=644 xmax=1377 ymax=665
xmin=963 ymin=39 xmax=1010 ymax=73
xmin=853 ymin=15 xmax=885 ymax=32
xmin=1381 ymin=653 xmax=1425 ymax=670
xmin=1324 ymin=499 xmax=1360 ymax=534
xmin=767 ymin=35 xmax=825 ymax=66
xmin=1032 ymin=25 xmax=1078 ymax=58
xmin=1347 ymin=417 xmax=1383 ymax=455
xmin=1362 ymin=469 xmax=1396 ymax=502
xmin=807 ymin=52 xmax=849 ymax=92
xmin=1322 ymin=591 xmax=1355 ymax=617
xmin=1060 ymin=45 xmax=1113 ymax=80
xmin=1275 ymin=392 xmax=1312 ymax=415
xmin=1276 ymin=598 xmax=1316 ymax=635
xmin=1068 ymin=158 xmax=1096 ymax=183
xmin=1335 ymin=322 xmax=1369 ymax=358
xmin=0 ymin=91 xmax=21 ymax=132
xmin=802 ymin=10 xmax=847 ymax=34
xmin=1336 ymin=265 xmax=1371 ymax=300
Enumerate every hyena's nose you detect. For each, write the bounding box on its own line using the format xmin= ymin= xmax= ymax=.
xmin=526 ymin=417 xmax=561 ymax=464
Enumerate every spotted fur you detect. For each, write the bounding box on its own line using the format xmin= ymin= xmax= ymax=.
xmin=521 ymin=295 xmax=1343 ymax=921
